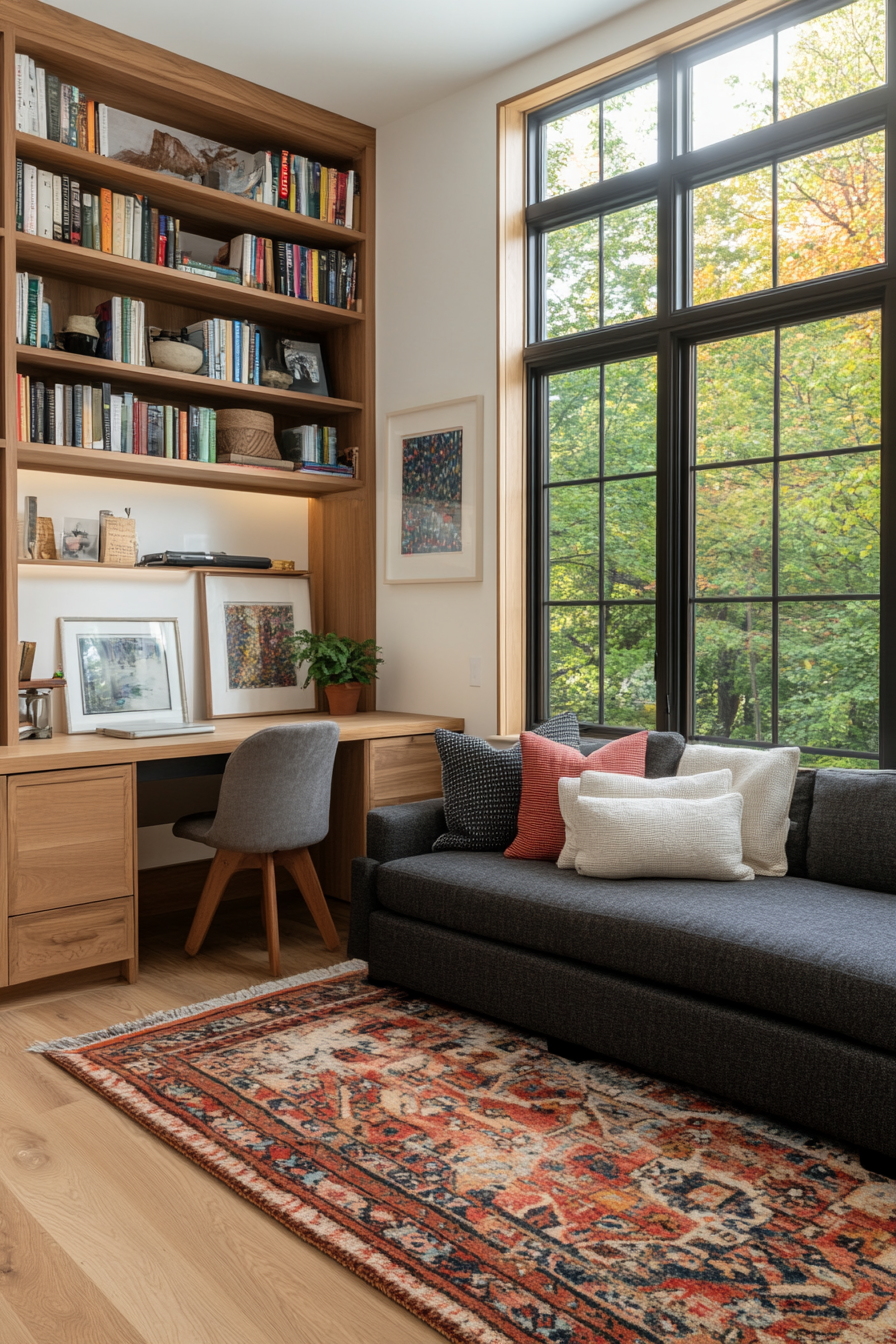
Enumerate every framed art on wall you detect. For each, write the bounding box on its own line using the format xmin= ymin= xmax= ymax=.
xmin=199 ymin=571 xmax=316 ymax=718
xmin=384 ymin=395 xmax=483 ymax=582
xmin=59 ymin=617 xmax=188 ymax=734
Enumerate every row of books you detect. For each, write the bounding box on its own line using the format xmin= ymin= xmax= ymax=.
xmin=16 ymin=162 xmax=183 ymax=266
xmin=14 ymin=55 xmax=360 ymax=230
xmin=253 ymin=152 xmax=359 ymax=229
xmin=224 ymin=234 xmax=357 ymax=308
xmin=15 ymin=55 xmax=111 ymax=152
xmin=282 ymin=424 xmax=340 ymax=468
xmin=17 ymin=375 xmax=217 ymax=460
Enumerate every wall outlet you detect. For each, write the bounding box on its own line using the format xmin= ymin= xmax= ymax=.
xmin=469 ymin=656 xmax=482 ymax=687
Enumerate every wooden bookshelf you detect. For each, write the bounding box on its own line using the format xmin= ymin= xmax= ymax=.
xmin=0 ymin=0 xmax=377 ymax=743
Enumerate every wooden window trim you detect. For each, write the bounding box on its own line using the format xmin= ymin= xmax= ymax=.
xmin=495 ymin=0 xmax=797 ymax=734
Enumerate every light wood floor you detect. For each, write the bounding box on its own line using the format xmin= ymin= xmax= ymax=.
xmin=0 ymin=891 xmax=443 ymax=1344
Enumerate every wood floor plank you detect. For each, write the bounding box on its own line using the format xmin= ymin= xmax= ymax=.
xmin=0 ymin=894 xmax=441 ymax=1344
xmin=0 ymin=1179 xmax=148 ymax=1344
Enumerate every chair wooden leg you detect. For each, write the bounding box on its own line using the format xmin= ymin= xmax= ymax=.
xmin=260 ymin=852 xmax=281 ymax=977
xmin=185 ymin=849 xmax=244 ymax=957
xmin=276 ymin=847 xmax=341 ymax=951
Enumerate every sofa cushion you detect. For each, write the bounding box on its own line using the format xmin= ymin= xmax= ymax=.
xmin=807 ymin=769 xmax=896 ymax=895
xmin=432 ymin=712 xmax=580 ymax=853
xmin=573 ymin=793 xmax=754 ymax=882
xmin=375 ymin=851 xmax=896 ymax=1052
xmin=505 ymin=731 xmax=647 ymax=862
xmin=677 ymin=744 xmax=800 ymax=877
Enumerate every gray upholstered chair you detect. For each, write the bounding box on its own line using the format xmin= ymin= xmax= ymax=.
xmin=174 ymin=722 xmax=341 ymax=976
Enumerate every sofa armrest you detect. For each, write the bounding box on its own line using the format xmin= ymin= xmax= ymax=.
xmin=366 ymin=798 xmax=447 ymax=863
xmin=348 ymin=856 xmax=380 ymax=960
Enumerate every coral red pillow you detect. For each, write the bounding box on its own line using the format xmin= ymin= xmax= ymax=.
xmin=505 ymin=731 xmax=648 ymax=861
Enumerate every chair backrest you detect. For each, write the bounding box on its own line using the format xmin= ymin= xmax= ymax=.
xmin=205 ymin=722 xmax=340 ymax=853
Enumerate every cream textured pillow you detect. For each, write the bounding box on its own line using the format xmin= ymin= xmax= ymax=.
xmin=573 ymin=794 xmax=754 ymax=881
xmin=677 ymin=744 xmax=799 ymax=877
xmin=557 ymin=768 xmax=733 ymax=869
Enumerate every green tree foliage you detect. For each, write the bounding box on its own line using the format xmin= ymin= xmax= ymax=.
xmin=543 ymin=0 xmax=883 ymax=759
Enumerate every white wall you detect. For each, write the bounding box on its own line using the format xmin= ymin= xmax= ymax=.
xmin=19 ymin=470 xmax=308 ymax=866
xmin=375 ymin=0 xmax=710 ymax=738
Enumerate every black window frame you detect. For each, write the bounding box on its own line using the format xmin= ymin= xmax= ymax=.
xmin=525 ymin=0 xmax=896 ymax=765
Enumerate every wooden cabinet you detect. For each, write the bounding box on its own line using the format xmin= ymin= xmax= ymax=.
xmin=2 ymin=764 xmax=137 ymax=989
xmin=368 ymin=735 xmax=442 ymax=809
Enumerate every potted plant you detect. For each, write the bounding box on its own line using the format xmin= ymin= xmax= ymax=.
xmin=285 ymin=630 xmax=384 ymax=715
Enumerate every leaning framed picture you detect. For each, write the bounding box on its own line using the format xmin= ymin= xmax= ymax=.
xmin=384 ymin=395 xmax=483 ymax=582
xmin=59 ymin=617 xmax=188 ymax=734
xmin=199 ymin=571 xmax=316 ymax=718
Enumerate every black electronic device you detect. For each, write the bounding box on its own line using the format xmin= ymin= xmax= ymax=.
xmin=137 ymin=551 xmax=272 ymax=569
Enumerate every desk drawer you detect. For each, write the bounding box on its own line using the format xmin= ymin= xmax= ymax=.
xmin=369 ymin=734 xmax=442 ymax=809
xmin=8 ymin=765 xmax=134 ymax=916
xmin=9 ymin=896 xmax=135 ymax=985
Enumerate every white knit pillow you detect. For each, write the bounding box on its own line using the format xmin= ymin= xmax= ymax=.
xmin=557 ymin=768 xmax=733 ymax=869
xmin=677 ymin=744 xmax=799 ymax=877
xmin=573 ymin=794 xmax=755 ymax=881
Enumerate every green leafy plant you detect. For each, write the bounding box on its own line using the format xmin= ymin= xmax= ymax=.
xmin=285 ymin=630 xmax=384 ymax=688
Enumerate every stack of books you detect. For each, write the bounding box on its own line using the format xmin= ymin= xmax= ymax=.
xmin=181 ymin=319 xmax=262 ymax=383
xmin=254 ymin=153 xmax=359 ymax=228
xmin=17 ymin=375 xmax=216 ymax=459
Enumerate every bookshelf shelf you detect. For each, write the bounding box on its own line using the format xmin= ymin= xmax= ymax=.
xmin=16 ymin=234 xmax=364 ymax=330
xmin=15 ymin=133 xmax=367 ymax=248
xmin=16 ymin=441 xmax=363 ymax=496
xmin=2 ymin=0 xmax=377 ymax=745
xmin=15 ymin=346 xmax=363 ymax=416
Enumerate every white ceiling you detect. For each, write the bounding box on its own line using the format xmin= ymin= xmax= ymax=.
xmin=50 ymin=0 xmax=637 ymax=126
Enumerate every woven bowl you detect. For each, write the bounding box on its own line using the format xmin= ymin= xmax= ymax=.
xmin=215 ymin=409 xmax=281 ymax=460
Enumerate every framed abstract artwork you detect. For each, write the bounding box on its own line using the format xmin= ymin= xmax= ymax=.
xmin=58 ymin=617 xmax=188 ymax=733
xmin=384 ymin=396 xmax=483 ymax=582
xmin=199 ymin=572 xmax=316 ymax=718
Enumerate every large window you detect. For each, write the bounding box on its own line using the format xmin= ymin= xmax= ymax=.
xmin=526 ymin=0 xmax=892 ymax=767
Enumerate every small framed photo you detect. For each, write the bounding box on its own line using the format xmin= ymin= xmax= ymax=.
xmin=199 ymin=572 xmax=316 ymax=718
xmin=279 ymin=339 xmax=329 ymax=395
xmin=61 ymin=517 xmax=99 ymax=561
xmin=59 ymin=617 xmax=188 ymax=734
xmin=384 ymin=396 xmax=483 ymax=583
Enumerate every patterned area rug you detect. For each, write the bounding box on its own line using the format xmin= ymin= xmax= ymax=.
xmin=32 ymin=961 xmax=896 ymax=1343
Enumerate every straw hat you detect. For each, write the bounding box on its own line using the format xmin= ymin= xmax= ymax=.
xmin=216 ymin=409 xmax=281 ymax=460
xmin=62 ymin=315 xmax=100 ymax=338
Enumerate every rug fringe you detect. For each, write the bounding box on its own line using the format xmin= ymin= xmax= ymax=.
xmin=27 ymin=958 xmax=369 ymax=1053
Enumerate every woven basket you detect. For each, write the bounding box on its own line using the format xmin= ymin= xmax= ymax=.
xmin=215 ymin=409 xmax=281 ymax=460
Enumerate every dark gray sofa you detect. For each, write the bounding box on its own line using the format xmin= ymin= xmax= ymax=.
xmin=348 ymin=732 xmax=896 ymax=1172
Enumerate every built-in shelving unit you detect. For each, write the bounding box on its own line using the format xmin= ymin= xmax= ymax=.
xmin=2 ymin=0 xmax=377 ymax=741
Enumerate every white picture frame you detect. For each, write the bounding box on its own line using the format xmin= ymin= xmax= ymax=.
xmin=59 ymin=617 xmax=188 ymax=734
xmin=384 ymin=395 xmax=483 ymax=583
xmin=199 ymin=572 xmax=316 ymax=719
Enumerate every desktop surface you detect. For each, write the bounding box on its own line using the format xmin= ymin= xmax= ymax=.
xmin=0 ymin=711 xmax=464 ymax=775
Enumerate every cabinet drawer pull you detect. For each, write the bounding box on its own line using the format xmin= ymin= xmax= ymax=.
xmin=51 ymin=930 xmax=99 ymax=946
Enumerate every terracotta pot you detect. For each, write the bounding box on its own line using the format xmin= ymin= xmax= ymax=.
xmin=324 ymin=682 xmax=362 ymax=715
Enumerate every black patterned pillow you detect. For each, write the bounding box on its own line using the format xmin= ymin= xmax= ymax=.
xmin=432 ymin=712 xmax=580 ymax=852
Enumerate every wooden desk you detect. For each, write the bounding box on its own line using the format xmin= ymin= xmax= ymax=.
xmin=0 ymin=710 xmax=462 ymax=993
